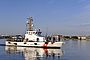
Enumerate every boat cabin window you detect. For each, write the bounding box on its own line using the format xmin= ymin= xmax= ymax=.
xmin=28 ymin=32 xmax=32 ymax=35
xmin=26 ymin=32 xmax=28 ymax=34
xmin=33 ymin=32 xmax=35 ymax=34
xmin=36 ymin=32 xmax=37 ymax=34
xmin=26 ymin=31 xmax=36 ymax=35
xmin=29 ymin=32 xmax=31 ymax=35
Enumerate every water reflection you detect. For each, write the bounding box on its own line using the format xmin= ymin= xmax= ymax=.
xmin=5 ymin=46 xmax=63 ymax=60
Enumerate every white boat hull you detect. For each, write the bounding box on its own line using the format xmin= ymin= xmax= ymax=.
xmin=6 ymin=41 xmax=64 ymax=48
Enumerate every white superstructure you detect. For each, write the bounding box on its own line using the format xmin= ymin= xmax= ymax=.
xmin=25 ymin=31 xmax=45 ymax=42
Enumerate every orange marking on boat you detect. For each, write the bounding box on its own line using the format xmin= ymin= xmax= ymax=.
xmin=43 ymin=44 xmax=48 ymax=47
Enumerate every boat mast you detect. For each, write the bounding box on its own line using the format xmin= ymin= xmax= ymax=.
xmin=27 ymin=16 xmax=33 ymax=31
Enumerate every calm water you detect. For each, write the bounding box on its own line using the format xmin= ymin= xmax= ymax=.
xmin=0 ymin=39 xmax=90 ymax=60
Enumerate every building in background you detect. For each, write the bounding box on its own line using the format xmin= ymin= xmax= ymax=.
xmin=78 ymin=36 xmax=86 ymax=40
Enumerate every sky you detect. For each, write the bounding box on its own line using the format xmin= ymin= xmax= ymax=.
xmin=0 ymin=0 xmax=90 ymax=36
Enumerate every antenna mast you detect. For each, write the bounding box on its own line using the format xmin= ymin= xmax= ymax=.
xmin=27 ymin=16 xmax=33 ymax=31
